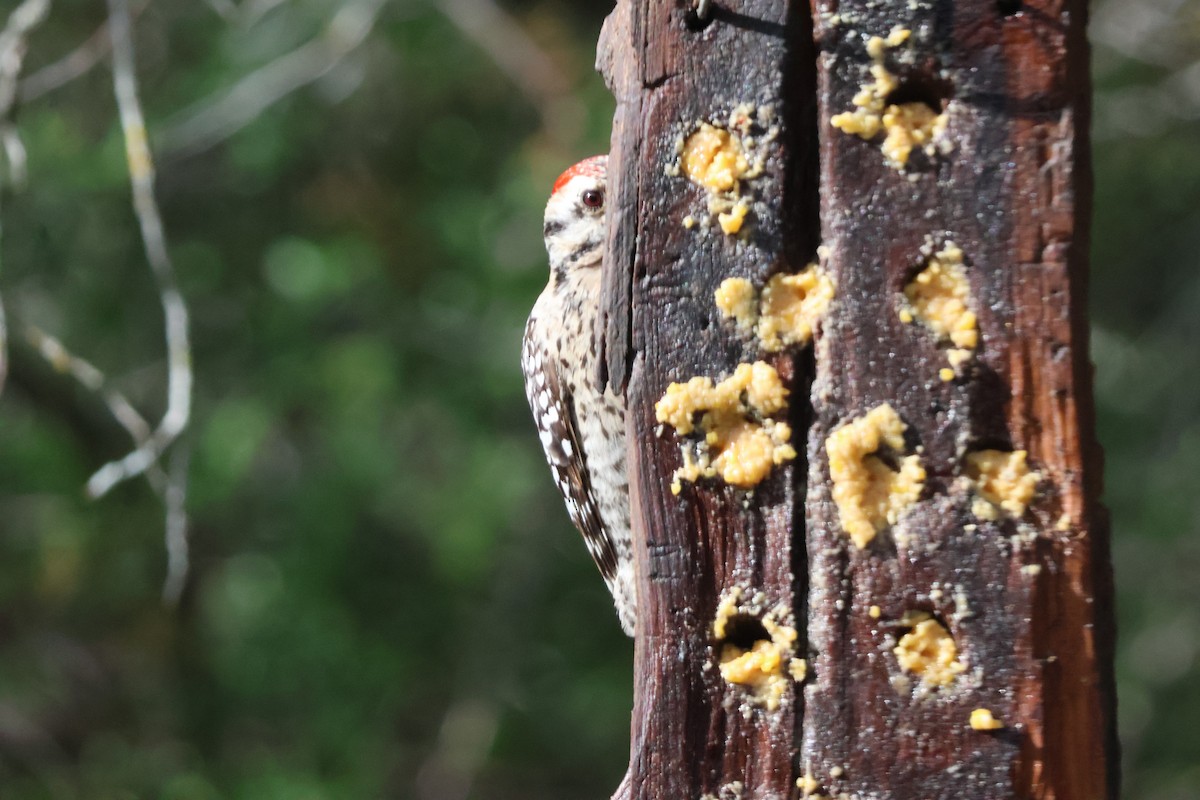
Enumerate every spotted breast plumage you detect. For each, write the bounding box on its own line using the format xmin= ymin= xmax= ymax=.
xmin=521 ymin=155 xmax=635 ymax=636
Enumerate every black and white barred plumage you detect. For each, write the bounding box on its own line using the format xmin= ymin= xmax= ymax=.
xmin=521 ymin=155 xmax=635 ymax=636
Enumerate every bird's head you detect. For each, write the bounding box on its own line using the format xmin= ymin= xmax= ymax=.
xmin=543 ymin=155 xmax=608 ymax=280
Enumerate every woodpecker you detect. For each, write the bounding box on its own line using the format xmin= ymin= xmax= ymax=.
xmin=521 ymin=155 xmax=635 ymax=636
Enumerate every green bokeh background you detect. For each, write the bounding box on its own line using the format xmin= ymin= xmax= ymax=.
xmin=0 ymin=0 xmax=1195 ymax=797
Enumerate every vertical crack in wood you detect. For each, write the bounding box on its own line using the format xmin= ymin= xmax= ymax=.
xmin=596 ymin=0 xmax=638 ymax=395
xmin=598 ymin=0 xmax=820 ymax=797
xmin=805 ymin=1 xmax=1117 ymax=799
xmin=597 ymin=0 xmax=1114 ymax=796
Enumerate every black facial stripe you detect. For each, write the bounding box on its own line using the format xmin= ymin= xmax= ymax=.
xmin=560 ymin=236 xmax=604 ymax=267
xmin=543 ymin=219 xmax=566 ymax=238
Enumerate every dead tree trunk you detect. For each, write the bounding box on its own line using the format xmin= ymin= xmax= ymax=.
xmin=597 ymin=1 xmax=1117 ymax=799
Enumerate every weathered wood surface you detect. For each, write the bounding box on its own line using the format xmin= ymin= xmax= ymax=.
xmin=598 ymin=1 xmax=818 ymax=797
xmin=807 ymin=1 xmax=1117 ymax=798
xmin=597 ymin=0 xmax=1117 ymax=798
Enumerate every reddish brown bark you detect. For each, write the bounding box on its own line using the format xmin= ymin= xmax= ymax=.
xmin=597 ymin=1 xmax=1116 ymax=798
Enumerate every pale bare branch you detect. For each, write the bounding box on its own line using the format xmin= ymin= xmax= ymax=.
xmin=161 ymin=443 xmax=190 ymax=605
xmin=25 ymin=325 xmax=154 ymax=443
xmin=18 ymin=0 xmax=149 ymax=103
xmin=23 ymin=322 xmax=169 ymax=492
xmin=88 ymin=0 xmax=192 ymax=500
xmin=0 ymin=0 xmax=49 ymax=101
xmin=1091 ymin=0 xmax=1200 ymax=140
xmin=202 ymin=0 xmax=238 ymax=20
xmin=415 ymin=697 xmax=500 ymax=800
xmin=437 ymin=0 xmax=567 ymax=101
xmin=1 ymin=127 xmax=27 ymax=186
xmin=6 ymin=0 xmax=194 ymax=601
xmin=239 ymin=0 xmax=292 ymax=27
xmin=0 ymin=0 xmax=53 ymax=396
xmin=158 ymin=0 xmax=384 ymax=158
xmin=1091 ymin=0 xmax=1195 ymax=70
xmin=28 ymin=325 xmax=192 ymax=600
xmin=435 ymin=0 xmax=581 ymax=140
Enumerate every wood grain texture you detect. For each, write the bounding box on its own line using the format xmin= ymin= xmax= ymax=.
xmin=597 ymin=0 xmax=1116 ymax=798
xmin=805 ymin=1 xmax=1116 ymax=798
xmin=599 ymin=1 xmax=818 ymax=797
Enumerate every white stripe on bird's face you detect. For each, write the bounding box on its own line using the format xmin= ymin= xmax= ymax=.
xmin=543 ymin=173 xmax=606 ymax=281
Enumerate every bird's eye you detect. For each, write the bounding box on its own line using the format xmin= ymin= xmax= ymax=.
xmin=581 ymin=189 xmax=604 ymax=209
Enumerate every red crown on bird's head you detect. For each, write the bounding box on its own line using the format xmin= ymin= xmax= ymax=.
xmin=551 ymin=155 xmax=607 ymax=197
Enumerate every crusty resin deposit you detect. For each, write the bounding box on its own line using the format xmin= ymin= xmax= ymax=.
xmin=797 ymin=775 xmax=820 ymax=796
xmin=712 ymin=589 xmax=805 ymax=712
xmin=677 ymin=106 xmax=776 ymax=235
xmin=829 ymin=27 xmax=948 ymax=168
xmin=970 ymin=708 xmax=1005 ymax=730
xmin=966 ymin=449 xmax=1039 ymax=520
xmin=715 ymin=265 xmax=835 ymax=351
xmin=656 ymin=362 xmax=796 ymax=493
xmin=717 ymin=200 xmax=750 ymax=235
xmin=714 ymin=277 xmax=758 ymax=325
xmin=901 ymin=242 xmax=977 ymax=370
xmin=826 ymin=404 xmax=925 ymax=549
xmin=682 ymin=123 xmax=750 ymax=193
xmin=682 ymin=121 xmax=751 ymax=236
xmin=894 ymin=611 xmax=966 ymax=687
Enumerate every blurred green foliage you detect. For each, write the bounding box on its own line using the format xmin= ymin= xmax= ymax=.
xmin=0 ymin=0 xmax=1195 ymax=797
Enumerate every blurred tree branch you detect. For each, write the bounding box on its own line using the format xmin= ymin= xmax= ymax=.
xmin=0 ymin=0 xmax=52 ymax=397
xmin=436 ymin=0 xmax=582 ymax=144
xmin=1092 ymin=0 xmax=1200 ymax=139
xmin=30 ymin=0 xmax=194 ymax=604
xmin=162 ymin=443 xmax=190 ymax=603
xmin=159 ymin=0 xmax=586 ymax=158
xmin=202 ymin=0 xmax=239 ymax=20
xmin=25 ymin=325 xmax=161 ymax=477
xmin=414 ymin=697 xmax=499 ymax=800
xmin=89 ymin=0 xmax=192 ymax=506
xmin=13 ymin=324 xmax=187 ymax=602
xmin=158 ymin=0 xmax=385 ymax=158
xmin=17 ymin=0 xmax=148 ymax=103
xmin=0 ymin=0 xmax=196 ymax=604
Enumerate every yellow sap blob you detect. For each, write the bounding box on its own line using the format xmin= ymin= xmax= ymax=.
xmin=893 ymin=612 xmax=966 ymax=687
xmin=970 ymin=707 xmax=1005 ymax=730
xmin=714 ymin=265 xmax=835 ymax=352
xmin=712 ymin=592 xmax=801 ymax=712
xmin=682 ymin=123 xmax=750 ymax=193
xmin=826 ymin=404 xmax=925 ymax=548
xmin=966 ymin=449 xmax=1039 ymax=519
xmin=903 ymin=242 xmax=977 ymax=351
xmin=829 ymin=28 xmax=948 ymax=169
xmin=657 ymin=362 xmax=796 ymax=493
